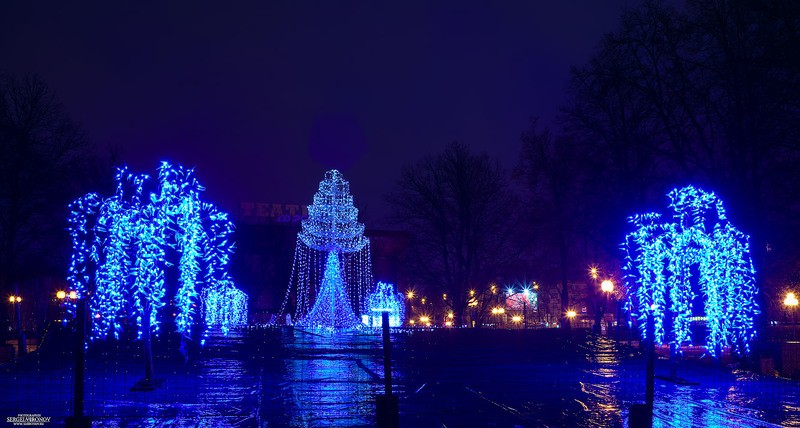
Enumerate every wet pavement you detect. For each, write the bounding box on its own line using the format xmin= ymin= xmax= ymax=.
xmin=1 ymin=327 xmax=798 ymax=427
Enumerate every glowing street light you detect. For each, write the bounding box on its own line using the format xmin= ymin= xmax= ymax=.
xmin=419 ymin=316 xmax=430 ymax=323
xmin=512 ymin=315 xmax=522 ymax=323
xmin=786 ymin=292 xmax=799 ymax=325
xmin=56 ymin=290 xmax=67 ymax=300
xmin=601 ymin=280 xmax=614 ymax=293
xmin=785 ymin=292 xmax=799 ymax=307
xmin=447 ymin=312 xmax=454 ymax=319
xmin=566 ymin=310 xmax=577 ymax=319
xmin=8 ymin=295 xmax=26 ymax=356
xmin=69 ymin=291 xmax=78 ymax=299
xmin=406 ymin=290 xmax=414 ymax=300
xmin=589 ymin=266 xmax=599 ymax=280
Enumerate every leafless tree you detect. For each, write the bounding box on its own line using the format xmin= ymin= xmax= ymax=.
xmin=562 ymin=0 xmax=800 ymax=321
xmin=0 ymin=73 xmax=93 ymax=297
xmin=388 ymin=142 xmax=522 ymax=327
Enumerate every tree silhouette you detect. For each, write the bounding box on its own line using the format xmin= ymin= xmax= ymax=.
xmin=388 ymin=142 xmax=520 ymax=327
xmin=0 ymin=73 xmax=92 ymax=299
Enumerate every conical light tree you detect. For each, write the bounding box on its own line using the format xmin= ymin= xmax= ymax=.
xmin=301 ymin=251 xmax=360 ymax=329
xmin=281 ymin=170 xmax=373 ymax=330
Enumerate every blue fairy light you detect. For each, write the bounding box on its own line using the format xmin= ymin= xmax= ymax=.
xmin=280 ymin=170 xmax=373 ymax=330
xmin=67 ymin=161 xmax=245 ymax=344
xmin=622 ymin=185 xmax=759 ymax=356
xmin=363 ymin=281 xmax=404 ymax=327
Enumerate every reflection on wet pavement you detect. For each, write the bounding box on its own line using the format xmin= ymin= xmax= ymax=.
xmin=1 ymin=328 xmax=798 ymax=427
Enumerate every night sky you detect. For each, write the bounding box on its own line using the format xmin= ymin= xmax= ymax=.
xmin=1 ymin=1 xmax=652 ymax=227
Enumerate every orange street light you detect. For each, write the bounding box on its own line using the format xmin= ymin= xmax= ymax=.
xmin=785 ymin=292 xmax=799 ymax=307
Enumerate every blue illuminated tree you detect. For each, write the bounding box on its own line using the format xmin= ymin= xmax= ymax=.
xmin=281 ymin=170 xmax=373 ymax=330
xmin=67 ymin=161 xmax=247 ymax=387
xmin=623 ymin=185 xmax=759 ymax=357
xmin=363 ymin=281 xmax=405 ymax=327
xmin=65 ymin=193 xmax=101 ymax=319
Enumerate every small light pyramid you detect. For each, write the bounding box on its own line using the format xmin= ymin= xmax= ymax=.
xmin=298 ymin=251 xmax=360 ymax=329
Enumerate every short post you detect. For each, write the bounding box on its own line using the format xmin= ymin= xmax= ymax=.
xmin=14 ymin=297 xmax=27 ymax=356
xmin=645 ymin=314 xmax=655 ymax=420
xmin=66 ymin=298 xmax=91 ymax=428
xmin=376 ymin=311 xmax=399 ymax=428
xmin=629 ymin=314 xmax=655 ymax=428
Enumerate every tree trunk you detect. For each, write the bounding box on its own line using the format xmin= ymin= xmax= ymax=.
xmin=142 ymin=305 xmax=154 ymax=382
xmin=669 ymin=342 xmax=678 ymax=380
xmin=560 ymin=241 xmax=570 ymax=330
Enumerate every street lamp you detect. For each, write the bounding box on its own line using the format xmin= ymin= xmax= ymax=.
xmin=785 ymin=292 xmax=799 ymax=324
xmin=601 ymin=280 xmax=615 ymax=336
xmin=405 ymin=290 xmax=414 ymax=326
xmin=8 ymin=295 xmax=26 ymax=356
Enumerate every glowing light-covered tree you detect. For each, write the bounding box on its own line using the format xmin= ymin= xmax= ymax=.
xmin=302 ymin=251 xmax=360 ymax=329
xmin=67 ymin=162 xmax=247 ymax=344
xmin=622 ymin=185 xmax=759 ymax=356
xmin=363 ymin=281 xmax=404 ymax=327
xmin=65 ymin=193 xmax=101 ymax=319
xmin=202 ymin=286 xmax=248 ymax=336
xmin=280 ymin=170 xmax=373 ymax=330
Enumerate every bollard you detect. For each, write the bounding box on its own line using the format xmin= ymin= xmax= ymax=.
xmin=629 ymin=403 xmax=652 ymax=428
xmin=66 ymin=298 xmax=91 ymax=428
xmin=376 ymin=311 xmax=399 ymax=428
xmin=645 ymin=314 xmax=655 ymax=421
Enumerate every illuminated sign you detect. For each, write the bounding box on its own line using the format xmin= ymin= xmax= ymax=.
xmin=239 ymin=203 xmax=308 ymax=223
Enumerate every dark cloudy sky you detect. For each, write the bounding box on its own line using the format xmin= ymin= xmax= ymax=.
xmin=1 ymin=1 xmax=656 ymax=227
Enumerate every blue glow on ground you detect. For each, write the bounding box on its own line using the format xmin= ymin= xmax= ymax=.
xmin=1 ymin=330 xmax=797 ymax=427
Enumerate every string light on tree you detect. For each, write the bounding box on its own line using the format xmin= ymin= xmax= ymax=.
xmin=66 ymin=162 xmax=246 ymax=344
xmin=279 ymin=170 xmax=374 ymax=330
xmin=363 ymin=281 xmax=405 ymax=327
xmin=622 ymin=185 xmax=759 ymax=356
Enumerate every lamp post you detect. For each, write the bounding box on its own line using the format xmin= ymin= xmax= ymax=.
xmin=785 ymin=292 xmax=798 ymax=326
xmin=405 ymin=290 xmax=414 ymax=327
xmin=9 ymin=295 xmax=26 ymax=356
xmin=601 ymin=280 xmax=614 ymax=336
xmin=566 ymin=309 xmax=576 ymax=329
